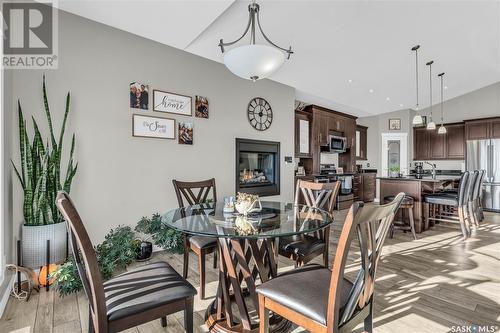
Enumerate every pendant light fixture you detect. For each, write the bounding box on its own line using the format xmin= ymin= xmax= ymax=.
xmin=437 ymin=72 xmax=447 ymax=134
xmin=426 ymin=60 xmax=436 ymax=130
xmin=411 ymin=45 xmax=423 ymax=125
xmin=218 ymin=1 xmax=293 ymax=82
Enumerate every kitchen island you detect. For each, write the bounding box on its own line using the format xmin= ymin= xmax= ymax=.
xmin=378 ymin=176 xmax=460 ymax=233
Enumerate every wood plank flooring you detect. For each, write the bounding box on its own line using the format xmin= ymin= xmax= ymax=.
xmin=1 ymin=209 xmax=499 ymax=333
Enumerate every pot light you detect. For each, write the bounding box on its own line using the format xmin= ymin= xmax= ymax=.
xmin=369 ymin=89 xmax=374 ymax=93
xmin=386 ymin=97 xmax=390 ymax=101
xmin=399 ymin=104 xmax=404 ymax=107
xmin=348 ymin=79 xmax=353 ymax=83
xmin=218 ymin=2 xmax=293 ymax=81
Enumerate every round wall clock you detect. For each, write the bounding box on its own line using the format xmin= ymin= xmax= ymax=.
xmin=247 ymin=97 xmax=273 ymax=131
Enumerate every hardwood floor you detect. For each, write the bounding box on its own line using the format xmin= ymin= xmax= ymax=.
xmin=1 ymin=209 xmax=499 ymax=333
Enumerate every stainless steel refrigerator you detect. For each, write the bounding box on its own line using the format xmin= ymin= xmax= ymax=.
xmin=466 ymin=139 xmax=500 ymax=212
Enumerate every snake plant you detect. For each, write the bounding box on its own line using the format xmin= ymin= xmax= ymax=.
xmin=12 ymin=75 xmax=77 ymax=226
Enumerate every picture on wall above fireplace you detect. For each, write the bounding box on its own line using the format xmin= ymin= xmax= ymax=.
xmin=236 ymin=138 xmax=280 ymax=197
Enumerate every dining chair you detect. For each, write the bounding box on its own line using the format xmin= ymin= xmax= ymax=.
xmin=172 ymin=178 xmax=218 ymax=300
xmin=278 ymin=180 xmax=341 ymax=268
xmin=257 ymin=193 xmax=405 ymax=333
xmin=423 ymin=171 xmax=472 ymax=239
xmin=56 ymin=191 xmax=196 ymax=333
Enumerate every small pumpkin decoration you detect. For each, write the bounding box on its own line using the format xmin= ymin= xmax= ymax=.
xmin=39 ymin=263 xmax=58 ymax=287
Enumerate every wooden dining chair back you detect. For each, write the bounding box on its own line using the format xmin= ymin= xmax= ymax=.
xmin=257 ymin=193 xmax=405 ymax=333
xmin=326 ymin=192 xmax=404 ymax=332
xmin=173 ymin=178 xmax=217 ymax=207
xmin=56 ymin=191 xmax=108 ymax=332
xmin=279 ymin=180 xmax=341 ymax=268
xmin=172 ymin=178 xmax=218 ymax=299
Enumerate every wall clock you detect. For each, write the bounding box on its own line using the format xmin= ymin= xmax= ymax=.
xmin=247 ymin=97 xmax=273 ymax=131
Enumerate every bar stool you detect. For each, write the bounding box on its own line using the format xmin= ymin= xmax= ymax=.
xmin=384 ymin=195 xmax=417 ymax=240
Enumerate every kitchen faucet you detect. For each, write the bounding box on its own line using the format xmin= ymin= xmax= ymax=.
xmin=425 ymin=161 xmax=437 ymax=179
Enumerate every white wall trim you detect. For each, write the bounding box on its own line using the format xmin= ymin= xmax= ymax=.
xmin=0 ymin=273 xmax=14 ymax=318
xmin=381 ymin=132 xmax=409 ymax=177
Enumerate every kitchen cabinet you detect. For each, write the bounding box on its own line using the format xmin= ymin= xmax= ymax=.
xmin=356 ymin=125 xmax=367 ymax=160
xmin=318 ymin=113 xmax=329 ymax=146
xmin=446 ymin=123 xmax=465 ymax=159
xmin=465 ymin=117 xmax=500 ymax=140
xmin=413 ymin=123 xmax=465 ymax=160
xmin=295 ymin=111 xmax=311 ymax=158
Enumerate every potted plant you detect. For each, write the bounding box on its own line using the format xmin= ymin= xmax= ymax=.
xmin=12 ymin=76 xmax=77 ymax=269
xmin=389 ymin=166 xmax=400 ymax=178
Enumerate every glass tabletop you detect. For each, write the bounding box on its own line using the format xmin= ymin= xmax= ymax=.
xmin=161 ymin=201 xmax=333 ymax=239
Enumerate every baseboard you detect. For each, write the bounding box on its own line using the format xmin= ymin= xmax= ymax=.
xmin=0 ymin=273 xmax=15 ymax=318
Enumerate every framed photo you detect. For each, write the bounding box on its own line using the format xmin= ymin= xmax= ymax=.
xmin=178 ymin=122 xmax=193 ymax=145
xmin=153 ymin=89 xmax=192 ymax=116
xmin=130 ymin=82 xmax=149 ymax=110
xmin=195 ymin=95 xmax=209 ymax=118
xmin=132 ymin=114 xmax=175 ymax=139
xmin=389 ymin=118 xmax=401 ymax=130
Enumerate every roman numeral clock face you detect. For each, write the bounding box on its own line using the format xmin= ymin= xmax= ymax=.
xmin=247 ymin=97 xmax=273 ymax=131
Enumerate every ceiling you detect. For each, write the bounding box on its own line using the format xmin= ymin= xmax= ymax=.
xmin=56 ymin=0 xmax=500 ymax=117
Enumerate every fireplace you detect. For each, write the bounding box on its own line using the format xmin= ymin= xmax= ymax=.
xmin=236 ymin=138 xmax=280 ymax=197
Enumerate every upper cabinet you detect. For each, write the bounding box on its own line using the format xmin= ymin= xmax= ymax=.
xmin=465 ymin=117 xmax=500 ymax=140
xmin=413 ymin=123 xmax=465 ymax=160
xmin=356 ymin=125 xmax=367 ymax=160
xmin=295 ymin=111 xmax=311 ymax=158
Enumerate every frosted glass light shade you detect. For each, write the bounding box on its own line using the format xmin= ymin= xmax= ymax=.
xmin=412 ymin=114 xmax=423 ymax=125
xmin=438 ymin=125 xmax=447 ymax=134
xmin=427 ymin=121 xmax=436 ymax=130
xmin=223 ymin=44 xmax=285 ymax=81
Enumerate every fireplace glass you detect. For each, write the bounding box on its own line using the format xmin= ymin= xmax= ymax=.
xmin=239 ymin=152 xmax=275 ymax=187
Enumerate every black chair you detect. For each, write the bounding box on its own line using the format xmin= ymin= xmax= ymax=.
xmin=56 ymin=191 xmax=196 ymax=333
xmin=423 ymin=171 xmax=472 ymax=239
xmin=383 ymin=195 xmax=417 ymax=240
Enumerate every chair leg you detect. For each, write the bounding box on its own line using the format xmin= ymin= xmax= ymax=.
xmin=423 ymin=202 xmax=430 ymax=231
xmin=161 ymin=316 xmax=167 ymax=328
xmin=213 ymin=249 xmax=217 ymax=269
xmin=323 ymin=247 xmax=329 ymax=268
xmin=199 ymin=250 xmax=206 ymax=300
xmin=184 ymin=297 xmax=194 ymax=333
xmin=364 ymin=307 xmax=373 ymax=333
xmin=389 ymin=222 xmax=395 ymax=239
xmin=468 ymin=201 xmax=478 ymax=227
xmin=88 ymin=305 xmax=95 ymax=333
xmin=408 ymin=207 xmax=417 ymax=240
xmin=183 ymin=237 xmax=189 ymax=279
xmin=258 ymin=294 xmax=270 ymax=333
xmin=457 ymin=207 xmax=469 ymax=239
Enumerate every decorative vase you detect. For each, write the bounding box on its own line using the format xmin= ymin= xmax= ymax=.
xmin=235 ymin=199 xmax=262 ymax=216
xmin=136 ymin=241 xmax=153 ymax=261
xmin=21 ymin=222 xmax=68 ymax=269
xmin=234 ymin=216 xmax=257 ymax=236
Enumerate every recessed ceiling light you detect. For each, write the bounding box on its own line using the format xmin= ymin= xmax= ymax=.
xmin=444 ymin=86 xmax=448 ymax=90
xmin=399 ymin=104 xmax=404 ymax=107
xmin=386 ymin=97 xmax=390 ymax=101
xmin=348 ymin=79 xmax=353 ymax=83
xmin=369 ymin=89 xmax=374 ymax=93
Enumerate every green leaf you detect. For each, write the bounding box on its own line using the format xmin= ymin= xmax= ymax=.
xmin=42 ymin=75 xmax=57 ymax=150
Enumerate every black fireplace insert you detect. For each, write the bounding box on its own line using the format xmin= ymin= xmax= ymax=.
xmin=235 ymin=138 xmax=280 ymax=197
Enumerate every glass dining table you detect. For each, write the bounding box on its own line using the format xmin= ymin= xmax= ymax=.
xmin=162 ymin=201 xmax=333 ymax=333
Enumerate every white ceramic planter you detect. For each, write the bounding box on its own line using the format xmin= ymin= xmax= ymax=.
xmin=22 ymin=222 xmax=67 ymax=269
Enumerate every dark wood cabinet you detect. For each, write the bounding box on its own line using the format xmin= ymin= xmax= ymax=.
xmin=294 ymin=111 xmax=311 ymax=158
xmin=353 ymin=173 xmax=375 ymax=203
xmin=413 ymin=123 xmax=465 ymax=160
xmin=428 ymin=128 xmax=446 ymax=159
xmin=413 ymin=127 xmax=430 ymax=160
xmin=318 ymin=112 xmax=329 ymax=146
xmin=446 ymin=123 xmax=465 ymax=159
xmin=356 ymin=125 xmax=368 ymax=160
xmin=465 ymin=117 xmax=500 ymax=140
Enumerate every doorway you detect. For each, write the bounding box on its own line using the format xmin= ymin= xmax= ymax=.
xmin=381 ymin=133 xmax=408 ymax=177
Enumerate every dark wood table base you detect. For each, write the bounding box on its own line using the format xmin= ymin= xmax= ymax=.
xmin=205 ymin=236 xmax=292 ymax=333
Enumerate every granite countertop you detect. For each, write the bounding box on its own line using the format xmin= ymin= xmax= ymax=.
xmin=377 ymin=175 xmax=460 ymax=182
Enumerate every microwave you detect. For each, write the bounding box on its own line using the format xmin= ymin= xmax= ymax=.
xmin=329 ymin=135 xmax=347 ymax=152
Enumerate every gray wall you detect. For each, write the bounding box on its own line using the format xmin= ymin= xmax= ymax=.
xmin=8 ymin=10 xmax=296 ymax=244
